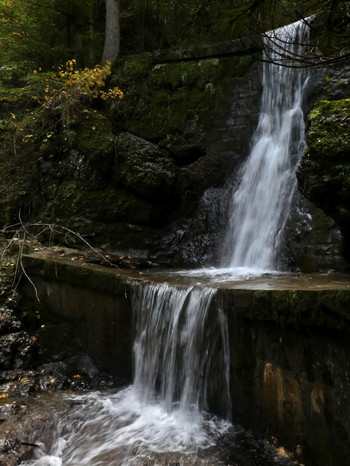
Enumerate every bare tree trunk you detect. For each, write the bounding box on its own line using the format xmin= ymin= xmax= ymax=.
xmin=101 ymin=0 xmax=120 ymax=66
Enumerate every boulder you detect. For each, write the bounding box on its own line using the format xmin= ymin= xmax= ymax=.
xmin=113 ymin=132 xmax=177 ymax=202
xmin=298 ymin=98 xmax=350 ymax=260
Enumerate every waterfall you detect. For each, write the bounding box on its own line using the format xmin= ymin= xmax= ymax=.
xmin=222 ymin=21 xmax=310 ymax=270
xmin=23 ymin=282 xmax=233 ymax=465
xmin=133 ymin=282 xmax=231 ymax=419
xmin=21 ymin=21 xmax=312 ymax=466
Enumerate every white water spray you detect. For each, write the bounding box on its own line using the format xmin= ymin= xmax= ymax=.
xmin=222 ymin=21 xmax=310 ymax=270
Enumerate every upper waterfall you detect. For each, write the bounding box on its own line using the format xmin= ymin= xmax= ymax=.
xmin=221 ymin=21 xmax=310 ymax=270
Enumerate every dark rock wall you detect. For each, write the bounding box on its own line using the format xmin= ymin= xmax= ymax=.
xmin=109 ymin=52 xmax=262 ymax=263
xmin=19 ymin=258 xmax=134 ymax=380
xmin=5 ymin=47 xmax=262 ymax=263
xmin=218 ymin=288 xmax=350 ymax=466
xmin=296 ymin=65 xmax=350 ymax=268
xmin=1 ymin=41 xmax=349 ymax=270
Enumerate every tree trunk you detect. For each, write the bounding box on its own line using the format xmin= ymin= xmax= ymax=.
xmin=101 ymin=0 xmax=120 ymax=67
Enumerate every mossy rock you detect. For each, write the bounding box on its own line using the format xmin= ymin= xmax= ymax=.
xmin=75 ymin=110 xmax=113 ymax=155
xmin=112 ymin=54 xmax=254 ymax=141
xmin=45 ymin=182 xmax=158 ymax=224
xmin=117 ymin=53 xmax=152 ymax=80
xmin=113 ymin=132 xmax=177 ymax=202
xmin=297 ymin=99 xmax=350 ymax=259
xmin=306 ymin=99 xmax=350 ymax=160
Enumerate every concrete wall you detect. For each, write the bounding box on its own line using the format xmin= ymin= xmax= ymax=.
xmin=21 ymin=255 xmax=350 ymax=465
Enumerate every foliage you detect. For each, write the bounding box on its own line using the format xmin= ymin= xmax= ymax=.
xmin=0 ymin=0 xmax=104 ymax=78
xmin=35 ymin=59 xmax=124 ymax=116
xmin=215 ymin=0 xmax=350 ymax=66
xmin=0 ymin=58 xmax=123 ymax=228
xmin=1 ymin=60 xmax=123 ymax=141
xmin=1 ymin=0 xmax=349 ymax=68
xmin=120 ymin=0 xmax=234 ymax=52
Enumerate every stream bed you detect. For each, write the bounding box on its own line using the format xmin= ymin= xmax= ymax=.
xmin=13 ymin=388 xmax=294 ymax=466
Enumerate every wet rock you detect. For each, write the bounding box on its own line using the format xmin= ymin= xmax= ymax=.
xmin=0 ymin=332 xmax=37 ymax=371
xmin=282 ymin=195 xmax=348 ymax=272
xmin=298 ymin=98 xmax=350 ymax=262
xmin=0 ymin=307 xmax=22 ymax=335
xmin=297 ymin=64 xmax=350 ymax=265
xmin=0 ymin=437 xmax=21 ymax=454
xmin=176 ymin=186 xmax=230 ymax=266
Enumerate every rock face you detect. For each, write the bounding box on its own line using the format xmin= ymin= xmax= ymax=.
xmin=297 ymin=66 xmax=350 ymax=265
xmin=114 ymin=133 xmax=177 ymax=202
xmin=0 ymin=43 xmax=262 ymax=262
xmin=107 ymin=51 xmax=262 ymax=262
xmin=1 ymin=42 xmax=349 ymax=269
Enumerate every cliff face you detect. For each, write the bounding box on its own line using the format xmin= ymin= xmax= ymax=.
xmin=297 ymin=66 xmax=350 ymax=263
xmin=0 ymin=42 xmax=263 ymax=263
xmin=0 ymin=42 xmax=349 ymax=270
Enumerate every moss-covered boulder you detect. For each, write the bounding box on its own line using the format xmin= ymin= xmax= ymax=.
xmin=113 ymin=132 xmax=177 ymax=202
xmin=45 ymin=182 xmax=158 ymax=225
xmin=297 ymin=99 xmax=350 ymax=258
xmin=67 ymin=110 xmax=114 ymax=189
xmin=111 ymin=54 xmax=256 ymax=149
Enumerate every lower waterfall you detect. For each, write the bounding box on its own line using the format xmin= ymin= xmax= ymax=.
xmin=132 ymin=283 xmax=231 ymax=420
xmin=23 ymin=283 xmax=236 ymax=465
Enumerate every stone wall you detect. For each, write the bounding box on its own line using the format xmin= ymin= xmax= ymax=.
xmin=20 ymin=257 xmax=134 ymax=380
xmin=217 ymin=288 xmax=350 ymax=466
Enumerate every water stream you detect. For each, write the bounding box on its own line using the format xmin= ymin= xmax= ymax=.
xmin=22 ymin=20 xmax=310 ymax=466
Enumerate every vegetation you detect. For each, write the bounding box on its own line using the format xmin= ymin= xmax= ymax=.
xmin=1 ymin=1 xmax=348 ymax=76
xmin=216 ymin=0 xmax=350 ymax=66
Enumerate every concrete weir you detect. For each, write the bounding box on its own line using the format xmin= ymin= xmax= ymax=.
xmin=21 ymin=253 xmax=350 ymax=465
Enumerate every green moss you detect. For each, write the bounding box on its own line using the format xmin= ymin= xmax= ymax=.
xmin=257 ymin=289 xmax=350 ymax=328
xmin=76 ymin=111 xmax=113 ymax=154
xmin=119 ymin=53 xmax=152 ymax=80
xmin=45 ymin=182 xmax=157 ymax=224
xmin=307 ymin=99 xmax=350 ymax=159
xmin=113 ymin=54 xmax=255 ymax=140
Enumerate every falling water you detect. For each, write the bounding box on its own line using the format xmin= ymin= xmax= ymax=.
xmin=222 ymin=21 xmax=310 ymax=270
xmin=23 ymin=283 xmax=234 ymax=465
xmin=133 ymin=283 xmax=231 ymax=419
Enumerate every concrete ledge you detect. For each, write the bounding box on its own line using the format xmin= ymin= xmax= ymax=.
xmin=20 ymin=254 xmax=350 ymax=465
